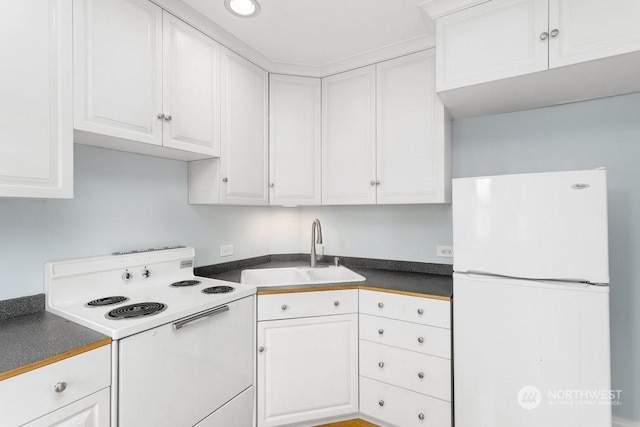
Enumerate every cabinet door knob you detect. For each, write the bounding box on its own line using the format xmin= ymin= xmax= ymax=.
xmin=378 ymin=328 xmax=384 ymax=335
xmin=334 ymin=300 xmax=340 ymax=307
xmin=539 ymin=31 xmax=549 ymax=40
xmin=222 ymin=177 xmax=228 ymax=183
xmin=270 ymin=183 xmax=275 ymax=188
xmin=418 ymin=413 xmax=425 ymax=420
xmin=378 ymin=400 xmax=385 ymax=407
xmin=417 ymin=308 xmax=424 ymax=315
xmin=418 ymin=337 xmax=424 ymax=343
xmin=164 ymin=115 xmax=172 ymax=121
xmin=377 ymin=302 xmax=384 ymax=308
xmin=281 ymin=304 xmax=288 ymax=311
xmin=378 ymin=361 xmax=384 ymax=368
xmin=258 ymin=346 xmax=265 ymax=353
xmin=54 ymin=382 xmax=67 ymax=393
xmin=157 ymin=113 xmax=165 ymax=119
xmin=376 ymin=180 xmax=380 ymax=185
xmin=550 ymin=28 xmax=560 ymax=38
xmin=370 ymin=180 xmax=376 ymax=186
xmin=418 ymin=372 xmax=424 ymax=379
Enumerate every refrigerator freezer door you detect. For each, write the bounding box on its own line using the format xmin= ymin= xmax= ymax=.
xmin=453 ymin=273 xmax=611 ymax=427
xmin=453 ymin=169 xmax=609 ymax=283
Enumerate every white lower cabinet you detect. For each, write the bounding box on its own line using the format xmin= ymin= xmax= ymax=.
xmin=359 ymin=290 xmax=452 ymax=427
xmin=196 ymin=386 xmax=254 ymax=427
xmin=0 ymin=345 xmax=111 ymax=427
xmin=360 ymin=377 xmax=451 ymax=427
xmin=256 ymin=291 xmax=359 ymax=427
xmin=23 ymin=388 xmax=110 ymax=427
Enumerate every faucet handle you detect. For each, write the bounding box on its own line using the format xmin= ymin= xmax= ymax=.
xmin=334 ymin=257 xmax=340 ymax=267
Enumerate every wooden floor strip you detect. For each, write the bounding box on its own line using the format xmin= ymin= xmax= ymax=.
xmin=315 ymin=419 xmax=379 ymax=427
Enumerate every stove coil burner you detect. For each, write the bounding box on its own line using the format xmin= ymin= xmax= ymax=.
xmin=170 ymin=280 xmax=201 ymax=288
xmin=106 ymin=302 xmax=167 ymax=320
xmin=86 ymin=296 xmax=129 ymax=307
xmin=202 ymin=286 xmax=235 ymax=294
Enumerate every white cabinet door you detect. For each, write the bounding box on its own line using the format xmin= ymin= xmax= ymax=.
xmin=322 ymin=66 xmax=377 ymax=205
xmin=257 ymin=314 xmax=359 ymax=427
xmin=269 ymin=74 xmax=321 ymax=205
xmin=23 ymin=388 xmax=110 ymax=427
xmin=220 ymin=47 xmax=268 ymax=205
xmin=162 ymin=12 xmax=220 ymax=156
xmin=0 ymin=0 xmax=72 ymax=198
xmin=376 ymin=50 xmax=450 ymax=204
xmin=74 ymin=0 xmax=163 ymax=146
xmin=549 ymin=0 xmax=640 ymax=68
xmin=436 ymin=0 xmax=549 ymax=91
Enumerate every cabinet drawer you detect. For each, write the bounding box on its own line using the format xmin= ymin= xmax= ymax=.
xmin=360 ymin=341 xmax=450 ymax=401
xmin=360 ymin=314 xmax=450 ymax=359
xmin=360 ymin=377 xmax=451 ymax=427
xmin=359 ymin=290 xmax=450 ymax=328
xmin=0 ymin=345 xmax=111 ymax=426
xmin=258 ymin=290 xmax=358 ymax=321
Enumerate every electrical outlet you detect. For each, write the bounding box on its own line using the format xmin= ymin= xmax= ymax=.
xmin=220 ymin=244 xmax=234 ymax=257
xmin=437 ymin=246 xmax=453 ymax=258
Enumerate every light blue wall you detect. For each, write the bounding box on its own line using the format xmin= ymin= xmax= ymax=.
xmin=0 ymin=92 xmax=637 ymax=421
xmin=0 ymin=145 xmax=299 ymax=300
xmin=452 ymin=92 xmax=640 ymax=422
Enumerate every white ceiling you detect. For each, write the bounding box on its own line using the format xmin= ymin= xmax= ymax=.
xmin=181 ymin=0 xmax=434 ymax=69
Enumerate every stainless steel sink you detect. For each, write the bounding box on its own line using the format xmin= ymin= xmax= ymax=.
xmin=240 ymin=266 xmax=365 ymax=287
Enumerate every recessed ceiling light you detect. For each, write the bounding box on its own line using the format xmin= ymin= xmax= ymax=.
xmin=225 ymin=0 xmax=261 ymax=18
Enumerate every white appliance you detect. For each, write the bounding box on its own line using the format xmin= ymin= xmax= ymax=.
xmin=452 ymin=169 xmax=612 ymax=427
xmin=45 ymin=246 xmax=257 ymax=427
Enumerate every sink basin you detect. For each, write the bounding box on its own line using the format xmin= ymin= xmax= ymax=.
xmin=240 ymin=266 xmax=365 ymax=287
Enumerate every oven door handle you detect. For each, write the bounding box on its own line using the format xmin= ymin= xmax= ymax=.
xmin=173 ymin=305 xmax=230 ymax=330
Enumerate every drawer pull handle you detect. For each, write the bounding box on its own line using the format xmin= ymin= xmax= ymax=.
xmin=281 ymin=304 xmax=288 ymax=311
xmin=334 ymin=301 xmax=340 ymax=307
xmin=258 ymin=346 xmax=265 ymax=353
xmin=377 ymin=302 xmax=384 ymax=308
xmin=378 ymin=400 xmax=385 ymax=407
xmin=417 ymin=308 xmax=424 ymax=315
xmin=418 ymin=372 xmax=424 ymax=379
xmin=54 ymin=382 xmax=67 ymax=393
xmin=418 ymin=337 xmax=424 ymax=343
xmin=378 ymin=362 xmax=385 ymax=368
xmin=418 ymin=413 xmax=425 ymax=420
xmin=378 ymin=329 xmax=384 ymax=335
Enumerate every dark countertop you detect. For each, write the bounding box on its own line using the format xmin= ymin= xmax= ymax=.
xmin=205 ymin=260 xmax=453 ymax=299
xmin=0 ymin=312 xmax=111 ymax=381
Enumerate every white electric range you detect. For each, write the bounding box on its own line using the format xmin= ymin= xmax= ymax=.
xmin=45 ymin=246 xmax=256 ymax=427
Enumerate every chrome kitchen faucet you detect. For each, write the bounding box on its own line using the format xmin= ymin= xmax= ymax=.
xmin=310 ymin=218 xmax=323 ymax=267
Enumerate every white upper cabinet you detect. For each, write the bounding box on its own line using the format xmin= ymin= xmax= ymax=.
xmin=0 ymin=0 xmax=73 ymax=198
xmin=162 ymin=12 xmax=220 ymax=157
xmin=220 ymin=48 xmax=268 ymax=205
xmin=322 ymin=66 xmax=377 ymax=205
xmin=74 ymin=0 xmax=163 ymax=146
xmin=269 ymin=75 xmax=321 ymax=206
xmin=74 ymin=0 xmax=220 ymax=160
xmin=376 ymin=50 xmax=450 ymax=204
xmin=322 ymin=53 xmax=451 ymax=205
xmin=436 ymin=0 xmax=549 ymax=91
xmin=549 ymin=0 xmax=640 ymax=68
xmin=189 ymin=48 xmax=268 ymax=205
xmin=436 ymin=0 xmax=640 ymax=118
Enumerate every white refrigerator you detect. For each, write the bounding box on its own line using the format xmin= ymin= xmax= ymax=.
xmin=452 ymin=169 xmax=612 ymax=427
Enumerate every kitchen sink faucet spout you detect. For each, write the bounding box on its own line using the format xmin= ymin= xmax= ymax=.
xmin=310 ymin=219 xmax=323 ymax=267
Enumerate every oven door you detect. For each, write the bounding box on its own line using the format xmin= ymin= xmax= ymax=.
xmin=118 ymin=296 xmax=254 ymax=427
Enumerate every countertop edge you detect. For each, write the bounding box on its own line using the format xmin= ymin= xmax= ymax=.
xmin=257 ymin=284 xmax=451 ymax=301
xmin=0 ymin=337 xmax=112 ymax=382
